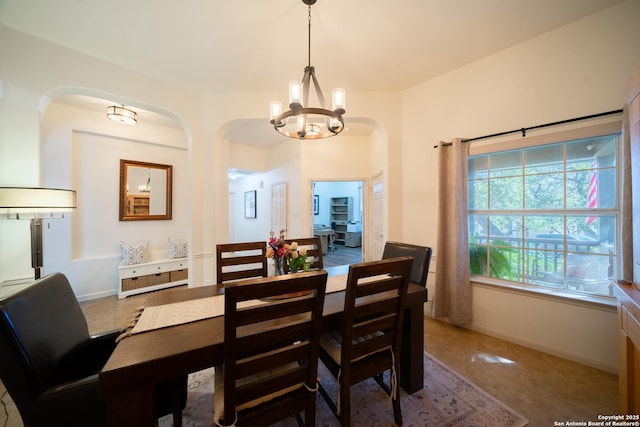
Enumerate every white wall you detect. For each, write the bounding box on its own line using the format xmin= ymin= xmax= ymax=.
xmin=0 ymin=24 xmax=207 ymax=289
xmin=41 ymin=102 xmax=189 ymax=299
xmin=402 ymin=0 xmax=640 ymax=372
xmin=313 ymin=181 xmax=363 ymax=227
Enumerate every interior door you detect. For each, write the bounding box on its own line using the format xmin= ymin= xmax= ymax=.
xmin=271 ymin=182 xmax=287 ymax=234
xmin=370 ymin=173 xmax=384 ymax=260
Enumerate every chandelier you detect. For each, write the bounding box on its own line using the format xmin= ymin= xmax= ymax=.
xmin=269 ymin=0 xmax=345 ymax=140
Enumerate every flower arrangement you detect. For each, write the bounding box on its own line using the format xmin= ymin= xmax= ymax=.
xmin=267 ymin=229 xmax=289 ymax=276
xmin=286 ymin=241 xmax=312 ymax=273
xmin=266 ymin=230 xmax=312 ymax=275
xmin=266 ymin=229 xmax=288 ymax=259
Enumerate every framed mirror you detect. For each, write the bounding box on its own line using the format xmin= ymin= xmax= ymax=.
xmin=119 ymin=159 xmax=173 ymax=221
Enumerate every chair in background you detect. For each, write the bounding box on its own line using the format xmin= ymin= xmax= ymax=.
xmin=283 ymin=236 xmax=324 ymax=273
xmin=0 ymin=272 xmax=187 ymax=427
xmin=382 ymin=241 xmax=432 ymax=288
xmin=216 ymin=241 xmax=268 ymax=285
xmin=317 ymin=257 xmax=413 ymax=427
xmin=214 ymin=270 xmax=328 ymax=426
xmin=327 ymin=230 xmax=337 ymax=253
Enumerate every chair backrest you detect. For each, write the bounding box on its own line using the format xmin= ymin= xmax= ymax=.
xmin=0 ymin=273 xmax=91 ymax=411
xmin=338 ymin=257 xmax=412 ymax=379
xmin=216 ymin=241 xmax=268 ymax=285
xmin=382 ymin=241 xmax=432 ymax=287
xmin=283 ymin=236 xmax=324 ymax=273
xmin=219 ymin=270 xmax=327 ymax=426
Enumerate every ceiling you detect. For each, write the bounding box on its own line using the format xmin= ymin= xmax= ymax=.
xmin=0 ymin=0 xmax=626 ymax=146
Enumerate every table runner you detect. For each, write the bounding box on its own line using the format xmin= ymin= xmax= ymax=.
xmin=117 ymin=274 xmax=348 ymax=341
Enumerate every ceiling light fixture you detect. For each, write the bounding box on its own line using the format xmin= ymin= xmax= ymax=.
xmin=269 ymin=0 xmax=345 ymax=140
xmin=107 ymin=105 xmax=137 ymax=125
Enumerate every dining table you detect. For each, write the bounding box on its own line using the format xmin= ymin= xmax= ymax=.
xmin=99 ymin=268 xmax=427 ymax=427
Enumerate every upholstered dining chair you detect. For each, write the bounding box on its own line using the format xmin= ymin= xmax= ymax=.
xmin=317 ymin=257 xmax=413 ymax=427
xmin=214 ymin=270 xmax=328 ymax=427
xmin=283 ymin=236 xmax=324 ymax=273
xmin=0 ymin=272 xmax=187 ymax=427
xmin=216 ymin=241 xmax=268 ymax=285
xmin=382 ymin=240 xmax=432 ymax=287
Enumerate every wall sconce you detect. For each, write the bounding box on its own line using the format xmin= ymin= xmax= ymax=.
xmin=0 ymin=187 xmax=77 ymax=279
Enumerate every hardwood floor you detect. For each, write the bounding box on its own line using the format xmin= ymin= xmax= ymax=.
xmin=0 ymin=280 xmax=618 ymax=426
xmin=322 ymin=243 xmax=362 ymax=268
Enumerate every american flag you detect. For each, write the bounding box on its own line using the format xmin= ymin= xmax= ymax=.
xmin=586 ymin=161 xmax=597 ymax=225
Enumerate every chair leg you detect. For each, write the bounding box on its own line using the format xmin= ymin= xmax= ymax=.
xmin=172 ymin=411 xmax=182 ymax=427
xmin=339 ymin=383 xmax=351 ymax=427
xmin=392 ymin=394 xmax=403 ymax=426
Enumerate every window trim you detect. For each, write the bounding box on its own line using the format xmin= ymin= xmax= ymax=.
xmin=471 ymin=276 xmax=617 ymax=311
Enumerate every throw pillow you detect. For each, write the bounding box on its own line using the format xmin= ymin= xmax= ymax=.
xmin=168 ymin=238 xmax=188 ymax=259
xmin=119 ymin=241 xmax=149 ymax=266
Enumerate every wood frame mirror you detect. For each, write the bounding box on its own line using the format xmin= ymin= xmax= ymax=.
xmin=119 ymin=159 xmax=173 ymax=221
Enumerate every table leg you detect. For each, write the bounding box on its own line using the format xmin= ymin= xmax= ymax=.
xmin=107 ymin=385 xmax=155 ymax=427
xmin=400 ymin=304 xmax=424 ymax=394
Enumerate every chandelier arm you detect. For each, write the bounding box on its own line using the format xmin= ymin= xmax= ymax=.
xmin=309 ymin=70 xmax=330 ymax=110
xmin=302 ymin=67 xmax=312 ymax=108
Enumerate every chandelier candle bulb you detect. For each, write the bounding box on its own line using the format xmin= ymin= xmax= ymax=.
xmin=289 ymin=80 xmax=303 ymax=107
xmin=297 ymin=115 xmax=307 ymax=135
xmin=332 ymin=88 xmax=346 ymax=113
xmin=270 ymin=100 xmax=282 ymax=122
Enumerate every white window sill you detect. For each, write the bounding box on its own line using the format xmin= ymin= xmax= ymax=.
xmin=470 ymin=275 xmax=617 ymax=312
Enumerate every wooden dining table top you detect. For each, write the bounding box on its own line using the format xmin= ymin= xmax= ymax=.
xmin=99 ymin=272 xmax=426 ymax=399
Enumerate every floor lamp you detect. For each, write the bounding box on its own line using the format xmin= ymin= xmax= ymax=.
xmin=0 ymin=187 xmax=77 ymax=279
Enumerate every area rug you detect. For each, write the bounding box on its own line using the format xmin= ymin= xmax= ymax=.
xmin=159 ymin=351 xmax=528 ymax=427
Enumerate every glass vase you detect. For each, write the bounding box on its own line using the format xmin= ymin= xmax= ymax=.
xmin=273 ymin=256 xmax=286 ymax=276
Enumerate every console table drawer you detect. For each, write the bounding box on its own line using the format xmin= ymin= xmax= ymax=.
xmin=122 ymin=272 xmax=171 ymax=291
xmin=170 ymin=269 xmax=188 ymax=282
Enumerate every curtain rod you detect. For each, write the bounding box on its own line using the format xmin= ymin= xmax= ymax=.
xmin=433 ymin=109 xmax=623 ymax=148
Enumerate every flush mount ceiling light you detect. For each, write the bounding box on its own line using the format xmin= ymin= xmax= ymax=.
xmin=107 ymin=105 xmax=137 ymax=125
xmin=269 ymin=0 xmax=345 ymax=140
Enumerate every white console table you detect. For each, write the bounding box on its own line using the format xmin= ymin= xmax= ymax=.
xmin=117 ymin=258 xmax=188 ymax=299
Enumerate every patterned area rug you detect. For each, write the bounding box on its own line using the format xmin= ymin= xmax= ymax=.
xmin=159 ymin=351 xmax=528 ymax=427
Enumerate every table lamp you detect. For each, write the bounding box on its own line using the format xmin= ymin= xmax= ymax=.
xmin=0 ymin=187 xmax=77 ymax=279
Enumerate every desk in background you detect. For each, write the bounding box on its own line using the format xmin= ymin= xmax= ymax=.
xmin=313 ymin=228 xmax=335 ymax=254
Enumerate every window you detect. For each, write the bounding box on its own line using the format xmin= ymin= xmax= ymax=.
xmin=468 ymin=130 xmax=620 ymax=299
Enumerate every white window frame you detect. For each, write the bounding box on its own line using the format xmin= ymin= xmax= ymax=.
xmin=467 ymin=120 xmax=623 ymax=307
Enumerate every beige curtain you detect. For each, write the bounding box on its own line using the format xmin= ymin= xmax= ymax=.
xmin=621 ymin=106 xmax=633 ymax=281
xmin=432 ymin=138 xmax=472 ymax=326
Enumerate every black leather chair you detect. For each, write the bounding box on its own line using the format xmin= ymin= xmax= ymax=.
xmin=0 ymin=272 xmax=187 ymax=427
xmin=382 ymin=240 xmax=432 ymax=289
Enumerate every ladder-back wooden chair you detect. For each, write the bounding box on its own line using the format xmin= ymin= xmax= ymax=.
xmin=317 ymin=257 xmax=413 ymax=427
xmin=216 ymin=241 xmax=268 ymax=285
xmin=214 ymin=271 xmax=328 ymax=426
